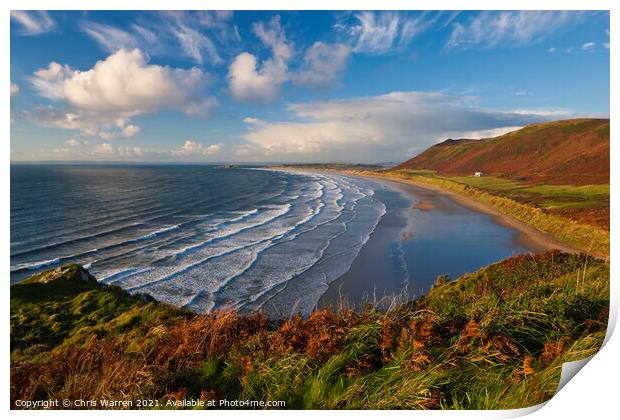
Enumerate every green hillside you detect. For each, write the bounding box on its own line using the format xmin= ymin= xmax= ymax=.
xmin=396 ymin=118 xmax=610 ymax=185
xmin=11 ymin=253 xmax=609 ymax=409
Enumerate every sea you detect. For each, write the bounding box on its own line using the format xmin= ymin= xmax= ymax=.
xmin=10 ymin=164 xmax=535 ymax=316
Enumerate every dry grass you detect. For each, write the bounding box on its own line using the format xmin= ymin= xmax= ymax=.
xmin=11 ymin=252 xmax=609 ymax=409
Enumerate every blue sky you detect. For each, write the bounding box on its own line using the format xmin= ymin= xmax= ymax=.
xmin=10 ymin=10 xmax=610 ymax=163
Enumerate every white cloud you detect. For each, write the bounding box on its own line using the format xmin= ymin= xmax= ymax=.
xmin=599 ymin=28 xmax=610 ymax=50
xmin=94 ymin=143 xmax=114 ymax=154
xmin=28 ymin=49 xmax=213 ymax=138
xmin=548 ymin=47 xmax=556 ymax=53
xmin=65 ymin=138 xmax=90 ymax=147
xmin=37 ymin=139 xmax=226 ymax=162
xmin=31 ymin=62 xmax=74 ymax=99
xmin=98 ymin=119 xmax=142 ymax=140
xmin=166 ymin=12 xmax=223 ymax=65
xmin=195 ymin=11 xmax=241 ymax=46
xmin=10 ymin=11 xmax=55 ymax=36
xmin=441 ymin=126 xmax=524 ymax=140
xmin=24 ymin=106 xmax=143 ymax=140
xmin=252 ymin=16 xmax=293 ymax=62
xmin=348 ymin=12 xmax=403 ymax=54
xmin=44 ymin=141 xmax=147 ymax=161
xmin=228 ymin=53 xmax=286 ymax=103
xmin=92 ymin=143 xmax=145 ymax=158
xmin=240 ymin=91 xmax=567 ymax=162
xmin=10 ymin=82 xmax=20 ymax=97
xmin=196 ymin=10 xmax=241 ymax=45
xmin=339 ymin=11 xmax=447 ymax=55
xmin=229 ymin=16 xmax=351 ymax=100
xmin=294 ymin=42 xmax=351 ymax=89
xmin=581 ymin=42 xmax=596 ymax=51
xmin=44 ymin=49 xmax=208 ymax=114
xmin=172 ymin=140 xmax=223 ymax=157
xmin=504 ymin=108 xmax=572 ymax=117
xmin=228 ymin=16 xmax=291 ymax=103
xmin=81 ymin=22 xmax=142 ymax=53
xmin=24 ymin=106 xmax=105 ymax=136
xmin=182 ymin=97 xmax=218 ymax=119
xmin=242 ymin=117 xmax=261 ymax=124
xmin=447 ymin=11 xmax=585 ymax=49
xmin=81 ymin=12 xmax=239 ymax=65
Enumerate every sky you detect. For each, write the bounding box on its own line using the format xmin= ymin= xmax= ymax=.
xmin=10 ymin=10 xmax=610 ymax=163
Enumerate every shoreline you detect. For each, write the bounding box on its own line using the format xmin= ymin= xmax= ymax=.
xmin=270 ymin=166 xmax=586 ymax=257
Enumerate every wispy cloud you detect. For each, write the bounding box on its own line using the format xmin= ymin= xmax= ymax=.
xmin=581 ymin=42 xmax=596 ymax=51
xmin=447 ymin=11 xmax=586 ymax=49
xmin=240 ymin=91 xmax=566 ymax=162
xmin=339 ymin=11 xmax=450 ymax=55
xmin=81 ymin=21 xmax=144 ymax=53
xmin=81 ymin=11 xmax=239 ymax=65
xmin=293 ymin=42 xmax=351 ymax=89
xmin=10 ymin=11 xmax=55 ymax=36
xmin=603 ymin=29 xmax=610 ymax=49
xmin=163 ymin=11 xmax=223 ymax=65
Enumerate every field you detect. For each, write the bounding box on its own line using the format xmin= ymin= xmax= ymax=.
xmin=11 ymin=253 xmax=609 ymax=409
xmin=327 ymin=168 xmax=608 ymax=257
xmin=398 ymin=170 xmax=609 ymax=230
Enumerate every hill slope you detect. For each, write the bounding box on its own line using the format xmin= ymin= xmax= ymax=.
xmin=395 ymin=118 xmax=610 ymax=185
xmin=12 ymin=254 xmax=609 ymax=409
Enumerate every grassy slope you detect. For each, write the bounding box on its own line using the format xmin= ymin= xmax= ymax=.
xmin=11 ymin=253 xmax=609 ymax=409
xmin=390 ymin=118 xmax=610 ymax=232
xmin=395 ymin=118 xmax=610 ymax=185
xmin=10 ymin=265 xmax=189 ymax=364
xmin=424 ymin=172 xmax=609 ymax=229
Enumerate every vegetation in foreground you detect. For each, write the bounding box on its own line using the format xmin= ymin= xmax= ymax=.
xmin=11 ymin=252 xmax=609 ymax=409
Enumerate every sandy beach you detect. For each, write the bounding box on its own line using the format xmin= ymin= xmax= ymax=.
xmin=266 ymin=168 xmax=580 ymax=310
xmin=280 ymin=168 xmax=585 ymax=256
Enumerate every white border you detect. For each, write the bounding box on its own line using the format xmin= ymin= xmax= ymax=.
xmin=3 ymin=1 xmax=617 ymax=418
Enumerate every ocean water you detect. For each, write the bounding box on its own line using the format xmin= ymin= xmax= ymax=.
xmin=11 ymin=164 xmax=533 ymax=315
xmin=10 ymin=165 xmax=387 ymax=313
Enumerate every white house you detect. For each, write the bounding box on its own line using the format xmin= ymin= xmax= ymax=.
xmin=474 ymin=171 xmax=484 ymax=177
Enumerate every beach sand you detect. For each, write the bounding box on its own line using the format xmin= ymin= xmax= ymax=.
xmin=266 ymin=167 xmax=585 ymax=312
xmin=354 ymin=172 xmax=584 ymax=255
xmin=313 ymin=170 xmax=584 ymax=310
xmin=291 ymin=168 xmax=584 ymax=255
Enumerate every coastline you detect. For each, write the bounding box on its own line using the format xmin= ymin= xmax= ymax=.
xmin=272 ymin=167 xmax=587 ymax=257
